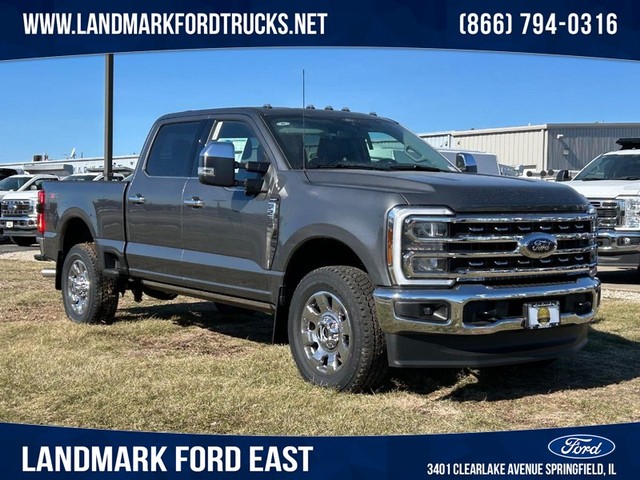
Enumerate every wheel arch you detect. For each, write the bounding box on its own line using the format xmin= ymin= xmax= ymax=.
xmin=272 ymin=234 xmax=376 ymax=344
xmin=54 ymin=214 xmax=95 ymax=289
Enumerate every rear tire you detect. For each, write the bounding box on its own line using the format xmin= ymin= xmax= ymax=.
xmin=61 ymin=243 xmax=119 ymax=324
xmin=288 ymin=266 xmax=388 ymax=392
xmin=11 ymin=236 xmax=35 ymax=247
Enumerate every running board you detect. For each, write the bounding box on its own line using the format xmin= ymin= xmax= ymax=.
xmin=141 ymin=280 xmax=275 ymax=314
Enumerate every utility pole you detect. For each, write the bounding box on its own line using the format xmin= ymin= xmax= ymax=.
xmin=104 ymin=54 xmax=114 ymax=180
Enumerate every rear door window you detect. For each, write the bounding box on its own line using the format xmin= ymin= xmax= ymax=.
xmin=146 ymin=121 xmax=207 ymax=177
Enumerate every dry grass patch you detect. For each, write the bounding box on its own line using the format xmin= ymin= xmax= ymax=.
xmin=1 ymin=258 xmax=639 ymax=435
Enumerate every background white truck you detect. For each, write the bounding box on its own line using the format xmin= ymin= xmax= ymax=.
xmin=0 ymin=174 xmax=59 ymax=245
xmin=560 ymin=138 xmax=640 ymax=268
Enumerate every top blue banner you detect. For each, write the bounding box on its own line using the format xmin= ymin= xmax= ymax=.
xmin=0 ymin=0 xmax=638 ymax=61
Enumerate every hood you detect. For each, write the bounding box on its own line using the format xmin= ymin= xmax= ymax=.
xmin=565 ymin=180 xmax=640 ymax=199
xmin=1 ymin=190 xmax=39 ymax=201
xmin=304 ymin=170 xmax=589 ymax=213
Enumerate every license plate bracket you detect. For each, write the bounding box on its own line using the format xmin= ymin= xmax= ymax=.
xmin=524 ymin=301 xmax=560 ymax=329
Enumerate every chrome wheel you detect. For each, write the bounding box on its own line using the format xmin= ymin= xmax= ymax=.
xmin=66 ymin=259 xmax=90 ymax=316
xmin=300 ymin=291 xmax=352 ymax=375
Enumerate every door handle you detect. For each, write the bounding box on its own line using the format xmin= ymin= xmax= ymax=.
xmin=184 ymin=197 xmax=205 ymax=208
xmin=128 ymin=194 xmax=146 ymax=205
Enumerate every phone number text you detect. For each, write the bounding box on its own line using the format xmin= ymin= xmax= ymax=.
xmin=459 ymin=13 xmax=617 ymax=36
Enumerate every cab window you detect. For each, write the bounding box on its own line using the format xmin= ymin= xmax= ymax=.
xmin=146 ymin=121 xmax=206 ymax=177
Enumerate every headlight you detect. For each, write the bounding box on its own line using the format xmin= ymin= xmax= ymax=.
xmin=618 ymin=196 xmax=640 ymax=228
xmin=404 ymin=220 xmax=448 ymax=240
xmin=387 ymin=207 xmax=454 ymax=285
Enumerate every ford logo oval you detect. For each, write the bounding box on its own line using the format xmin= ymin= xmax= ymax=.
xmin=548 ymin=434 xmax=615 ymax=460
xmin=518 ymin=233 xmax=558 ymax=259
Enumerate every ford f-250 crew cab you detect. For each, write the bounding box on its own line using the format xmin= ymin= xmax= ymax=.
xmin=37 ymin=107 xmax=601 ymax=391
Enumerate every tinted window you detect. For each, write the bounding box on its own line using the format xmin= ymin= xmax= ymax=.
xmin=264 ymin=114 xmax=456 ymax=171
xmin=574 ymin=154 xmax=640 ymax=180
xmin=146 ymin=121 xmax=205 ymax=177
xmin=211 ymin=121 xmax=268 ymax=164
xmin=0 ymin=177 xmax=30 ymax=191
xmin=210 ymin=120 xmax=269 ymax=180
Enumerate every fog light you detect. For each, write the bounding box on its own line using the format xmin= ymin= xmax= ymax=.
xmin=395 ymin=301 xmax=450 ymax=323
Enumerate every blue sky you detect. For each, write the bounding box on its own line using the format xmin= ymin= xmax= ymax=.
xmin=1 ymin=48 xmax=639 ymax=162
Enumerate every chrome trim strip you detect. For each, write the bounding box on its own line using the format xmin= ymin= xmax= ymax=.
xmin=407 ymin=246 xmax=596 ymax=259
xmin=424 ymin=233 xmax=596 ymax=243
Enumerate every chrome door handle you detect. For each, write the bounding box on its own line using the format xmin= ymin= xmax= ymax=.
xmin=128 ymin=194 xmax=146 ymax=205
xmin=184 ymin=197 xmax=205 ymax=208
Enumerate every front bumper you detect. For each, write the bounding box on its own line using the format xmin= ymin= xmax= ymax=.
xmin=596 ymin=229 xmax=640 ymax=255
xmin=374 ymin=276 xmax=600 ymax=367
xmin=0 ymin=216 xmax=37 ymax=237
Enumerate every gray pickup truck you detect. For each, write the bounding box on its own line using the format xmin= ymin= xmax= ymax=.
xmin=37 ymin=106 xmax=600 ymax=391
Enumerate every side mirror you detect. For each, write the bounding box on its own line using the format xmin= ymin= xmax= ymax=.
xmin=198 ymin=142 xmax=236 ymax=187
xmin=30 ymin=185 xmax=38 ymax=190
xmin=455 ymin=153 xmax=478 ymax=173
xmin=556 ymin=169 xmax=571 ymax=182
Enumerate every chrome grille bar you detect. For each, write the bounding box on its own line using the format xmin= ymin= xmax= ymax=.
xmin=402 ymin=211 xmax=597 ymax=281
xmin=588 ymin=199 xmax=620 ymax=228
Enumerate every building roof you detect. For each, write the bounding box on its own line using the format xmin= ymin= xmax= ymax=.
xmin=419 ymin=122 xmax=640 ymax=137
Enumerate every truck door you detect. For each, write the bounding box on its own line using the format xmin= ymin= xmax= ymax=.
xmin=180 ymin=117 xmax=273 ymax=302
xmin=126 ymin=119 xmax=209 ymax=283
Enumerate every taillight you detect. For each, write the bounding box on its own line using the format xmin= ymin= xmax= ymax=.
xmin=37 ymin=190 xmax=45 ymax=234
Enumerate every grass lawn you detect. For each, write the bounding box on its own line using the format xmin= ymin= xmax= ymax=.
xmin=1 ymin=257 xmax=638 ymax=435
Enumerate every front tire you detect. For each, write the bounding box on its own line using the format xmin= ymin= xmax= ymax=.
xmin=61 ymin=243 xmax=119 ymax=324
xmin=288 ymin=266 xmax=387 ymax=392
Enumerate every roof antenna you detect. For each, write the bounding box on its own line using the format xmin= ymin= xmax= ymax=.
xmin=302 ymin=69 xmax=307 ymax=171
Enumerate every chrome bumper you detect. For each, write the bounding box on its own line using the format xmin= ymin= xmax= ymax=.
xmin=597 ymin=229 xmax=640 ymax=255
xmin=374 ymin=276 xmax=600 ymax=336
xmin=0 ymin=216 xmax=37 ymax=236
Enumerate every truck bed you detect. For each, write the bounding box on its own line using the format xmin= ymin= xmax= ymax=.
xmin=41 ymin=180 xmax=129 ymax=260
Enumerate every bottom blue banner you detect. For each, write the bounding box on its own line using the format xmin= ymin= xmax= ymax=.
xmin=1 ymin=422 xmax=638 ymax=478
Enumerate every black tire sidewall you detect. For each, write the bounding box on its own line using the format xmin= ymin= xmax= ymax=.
xmin=288 ymin=268 xmax=370 ymax=390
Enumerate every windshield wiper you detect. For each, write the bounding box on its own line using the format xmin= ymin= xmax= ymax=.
xmin=308 ymin=163 xmax=386 ymax=171
xmin=307 ymin=163 xmax=448 ymax=173
xmin=386 ymin=164 xmax=447 ymax=172
xmin=611 ymin=176 xmax=640 ymax=180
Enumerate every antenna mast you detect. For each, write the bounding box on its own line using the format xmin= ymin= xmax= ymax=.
xmin=302 ymin=69 xmax=306 ymax=170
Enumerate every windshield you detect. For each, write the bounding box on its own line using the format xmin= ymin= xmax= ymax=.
xmin=264 ymin=114 xmax=457 ymax=172
xmin=574 ymin=154 xmax=640 ymax=180
xmin=0 ymin=176 xmax=30 ymax=191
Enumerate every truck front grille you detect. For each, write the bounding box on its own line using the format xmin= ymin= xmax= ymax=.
xmin=1 ymin=200 xmax=32 ymax=217
xmin=588 ymin=199 xmax=620 ymax=228
xmin=441 ymin=213 xmax=597 ymax=280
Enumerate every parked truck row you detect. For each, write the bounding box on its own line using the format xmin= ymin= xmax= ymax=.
xmin=34 ymin=106 xmax=601 ymax=391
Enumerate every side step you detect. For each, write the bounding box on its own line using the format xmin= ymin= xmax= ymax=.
xmin=41 ymin=268 xmax=56 ymax=278
xmin=102 ymin=268 xmax=123 ymax=279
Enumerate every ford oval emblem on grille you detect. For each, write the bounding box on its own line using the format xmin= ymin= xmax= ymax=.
xmin=519 ymin=233 xmax=558 ymax=259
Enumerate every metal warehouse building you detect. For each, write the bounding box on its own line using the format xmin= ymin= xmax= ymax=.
xmin=420 ymin=123 xmax=640 ymax=171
